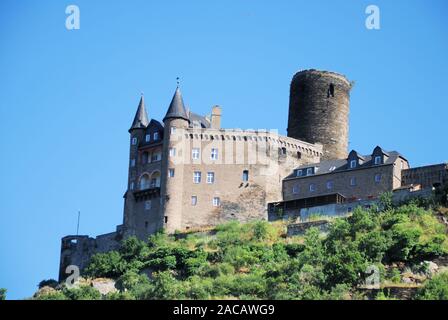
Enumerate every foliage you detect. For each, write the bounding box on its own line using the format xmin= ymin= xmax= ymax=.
xmin=0 ymin=288 xmax=6 ymax=300
xmin=415 ymin=271 xmax=448 ymax=300
xmin=38 ymin=279 xmax=58 ymax=289
xmin=40 ymin=204 xmax=448 ymax=300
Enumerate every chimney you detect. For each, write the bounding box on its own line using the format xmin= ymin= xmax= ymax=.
xmin=211 ymin=105 xmax=222 ymax=129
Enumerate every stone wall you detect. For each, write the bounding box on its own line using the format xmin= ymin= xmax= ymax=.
xmin=287 ymin=69 xmax=352 ymax=160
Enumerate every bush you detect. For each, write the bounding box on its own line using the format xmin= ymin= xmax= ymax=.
xmin=84 ymin=251 xmax=126 ymax=278
xmin=38 ymin=279 xmax=59 ymax=289
xmin=416 ymin=272 xmax=448 ymax=300
xmin=63 ymin=285 xmax=101 ymax=300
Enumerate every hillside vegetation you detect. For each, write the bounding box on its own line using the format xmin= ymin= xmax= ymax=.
xmin=35 ymin=200 xmax=448 ymax=300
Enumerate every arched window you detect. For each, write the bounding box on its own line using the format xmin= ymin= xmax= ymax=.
xmin=140 ymin=174 xmax=150 ymax=190
xmin=150 ymin=171 xmax=161 ymax=188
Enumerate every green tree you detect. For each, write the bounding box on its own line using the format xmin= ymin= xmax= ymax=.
xmin=84 ymin=250 xmax=127 ymax=278
xmin=0 ymin=288 xmax=6 ymax=300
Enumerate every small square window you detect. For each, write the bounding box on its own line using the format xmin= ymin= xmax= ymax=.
xmin=374 ymin=156 xmax=382 ymax=165
xmin=168 ymin=168 xmax=175 ymax=178
xmin=213 ymin=197 xmax=220 ymax=207
xmin=375 ymin=173 xmax=381 ymax=183
xmin=309 ymin=184 xmax=316 ymax=192
xmin=131 ymin=137 xmax=138 ymax=145
xmin=193 ymin=171 xmax=201 ymax=184
xmin=144 ymin=200 xmax=152 ymax=210
xmin=191 ymin=196 xmax=197 ymax=206
xmin=297 ymin=169 xmax=303 ymax=177
xmin=306 ymin=168 xmax=313 ymax=175
xmin=211 ymin=148 xmax=218 ymax=160
xmin=326 ymin=180 xmax=334 ymax=189
xmin=207 ymin=172 xmax=215 ymax=184
xmin=292 ymin=184 xmax=299 ymax=194
xmin=192 ymin=148 xmax=200 ymax=160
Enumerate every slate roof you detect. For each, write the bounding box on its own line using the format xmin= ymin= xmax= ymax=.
xmin=164 ymin=87 xmax=189 ymax=122
xmin=129 ymin=95 xmax=150 ymax=131
xmin=285 ymin=149 xmax=405 ymax=180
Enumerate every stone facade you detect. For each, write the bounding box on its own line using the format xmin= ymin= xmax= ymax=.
xmin=401 ymin=163 xmax=448 ymax=189
xmin=287 ymin=69 xmax=352 ymax=160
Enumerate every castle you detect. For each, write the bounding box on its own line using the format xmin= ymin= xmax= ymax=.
xmin=59 ymin=69 xmax=448 ymax=280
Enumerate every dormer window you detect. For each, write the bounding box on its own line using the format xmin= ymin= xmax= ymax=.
xmin=374 ymin=156 xmax=382 ymax=165
xmin=306 ymin=167 xmax=313 ymax=175
xmin=153 ymin=132 xmax=159 ymax=141
xmin=350 ymin=160 xmax=357 ymax=169
xmin=329 ymin=166 xmax=336 ymax=172
xmin=145 ymin=134 xmax=150 ymax=142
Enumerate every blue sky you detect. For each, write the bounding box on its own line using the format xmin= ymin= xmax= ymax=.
xmin=0 ymin=0 xmax=447 ymax=299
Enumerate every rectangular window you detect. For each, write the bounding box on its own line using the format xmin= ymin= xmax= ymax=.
xmin=326 ymin=180 xmax=334 ymax=189
xmin=375 ymin=173 xmax=381 ymax=183
xmin=309 ymin=184 xmax=316 ymax=192
xmin=145 ymin=134 xmax=150 ymax=142
xmin=207 ymin=172 xmax=215 ymax=184
xmin=191 ymin=196 xmax=197 ymax=206
xmin=168 ymin=168 xmax=175 ymax=178
xmin=297 ymin=169 xmax=303 ymax=177
xmin=193 ymin=171 xmax=201 ymax=184
xmin=192 ymin=148 xmax=200 ymax=160
xmin=169 ymin=148 xmax=176 ymax=157
xmin=292 ymin=184 xmax=299 ymax=194
xmin=170 ymin=127 xmax=176 ymax=134
xmin=242 ymin=170 xmax=249 ymax=182
xmin=150 ymin=178 xmax=157 ymax=188
xmin=350 ymin=177 xmax=356 ymax=186
xmin=213 ymin=197 xmax=220 ymax=207
xmin=374 ymin=156 xmax=381 ymax=165
xmin=306 ymin=168 xmax=313 ymax=176
xmin=151 ymin=152 xmax=161 ymax=162
xmin=131 ymin=137 xmax=138 ymax=145
xmin=130 ymin=182 xmax=134 ymax=190
xmin=153 ymin=132 xmax=159 ymax=141
xmin=211 ymin=148 xmax=218 ymax=160
xmin=350 ymin=160 xmax=357 ymax=168
xmin=144 ymin=200 xmax=152 ymax=210
xmin=130 ymin=159 xmax=136 ymax=167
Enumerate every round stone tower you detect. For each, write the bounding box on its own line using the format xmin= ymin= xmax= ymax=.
xmin=287 ymin=69 xmax=352 ymax=160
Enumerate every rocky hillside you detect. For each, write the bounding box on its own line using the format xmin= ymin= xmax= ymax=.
xmin=34 ymin=202 xmax=448 ymax=300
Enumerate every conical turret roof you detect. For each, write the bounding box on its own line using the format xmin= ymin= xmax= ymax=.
xmin=129 ymin=95 xmax=149 ymax=131
xmin=163 ymin=87 xmax=189 ymax=122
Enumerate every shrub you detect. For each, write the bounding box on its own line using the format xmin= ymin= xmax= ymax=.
xmin=63 ymin=285 xmax=102 ymax=300
xmin=84 ymin=251 xmax=126 ymax=278
xmin=38 ymin=279 xmax=59 ymax=289
xmin=415 ymin=271 xmax=448 ymax=300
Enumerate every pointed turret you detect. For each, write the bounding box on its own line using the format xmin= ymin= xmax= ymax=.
xmin=163 ymin=87 xmax=189 ymax=122
xmin=129 ymin=95 xmax=149 ymax=132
